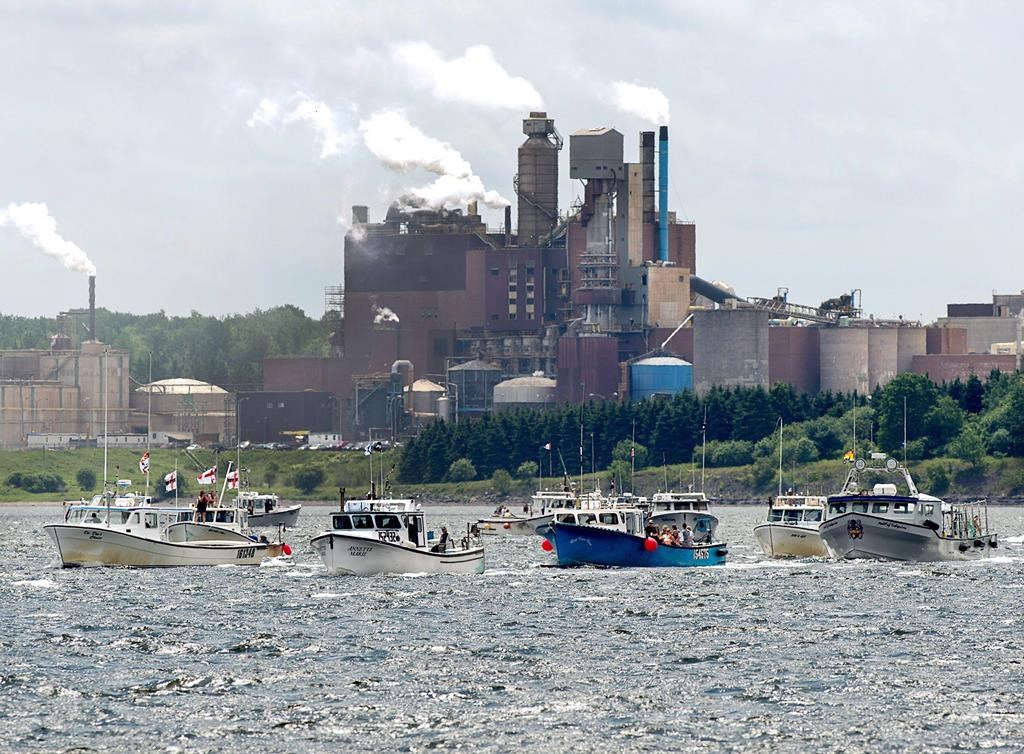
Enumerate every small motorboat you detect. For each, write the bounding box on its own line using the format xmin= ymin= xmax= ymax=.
xmin=311 ymin=495 xmax=484 ymax=576
xmin=753 ymin=494 xmax=829 ymax=558
xmin=543 ymin=499 xmax=727 ymax=568
xmin=44 ymin=480 xmax=279 ymax=567
xmin=236 ymin=491 xmax=302 ymax=528
xmin=818 ymin=454 xmax=998 ymax=561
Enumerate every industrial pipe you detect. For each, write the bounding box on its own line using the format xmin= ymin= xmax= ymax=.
xmin=658 ymin=126 xmax=669 ymax=262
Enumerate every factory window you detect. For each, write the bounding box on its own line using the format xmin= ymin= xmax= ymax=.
xmin=509 ymin=298 xmax=517 ymax=306
xmin=490 ymin=267 xmax=499 ymax=276
xmin=266 ymin=402 xmax=273 ymax=409
xmin=278 ymin=402 xmax=285 ymax=408
xmin=526 ymin=283 xmax=534 ymax=292
xmin=491 ymin=314 xmax=499 ymax=320
xmin=642 ymin=275 xmax=648 ymax=286
xmin=508 ymin=283 xmax=517 ymax=292
xmin=526 ymin=266 xmax=534 ymax=275
xmin=678 ymin=275 xmax=685 ymax=282
xmin=526 ymin=296 xmax=534 ymax=305
xmin=509 ymin=313 xmax=517 ymax=320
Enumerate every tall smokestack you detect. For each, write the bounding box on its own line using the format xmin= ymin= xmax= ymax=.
xmin=658 ymin=126 xmax=669 ymax=262
xmin=504 ymin=205 xmax=512 ymax=246
xmin=88 ymin=275 xmax=96 ymax=342
xmin=641 ymin=131 xmax=655 ymax=226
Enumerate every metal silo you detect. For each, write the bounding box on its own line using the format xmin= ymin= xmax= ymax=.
xmin=516 ymin=112 xmax=561 ymax=246
xmin=629 ymin=356 xmax=693 ymax=401
xmin=493 ymin=375 xmax=557 ymax=412
xmin=448 ymin=359 xmax=503 ymax=419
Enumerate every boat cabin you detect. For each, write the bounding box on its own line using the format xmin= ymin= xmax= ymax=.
xmin=767 ymin=507 xmax=824 ymax=524
xmin=238 ymin=492 xmax=280 ymax=515
xmin=331 ymin=499 xmax=427 ymax=547
xmin=552 ymin=508 xmax=645 ymax=536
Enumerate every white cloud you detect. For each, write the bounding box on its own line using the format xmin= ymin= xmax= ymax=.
xmin=391 ymin=41 xmax=544 ymax=111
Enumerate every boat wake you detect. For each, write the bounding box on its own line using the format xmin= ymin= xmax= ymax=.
xmin=12 ymin=578 xmax=59 ymax=589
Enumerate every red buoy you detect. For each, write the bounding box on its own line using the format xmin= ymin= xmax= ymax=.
xmin=503 ymin=522 xmax=511 ymax=530
xmin=282 ymin=543 xmax=293 ymax=556
xmin=643 ymin=537 xmax=658 ymax=552
xmin=541 ymin=539 xmax=554 ymax=552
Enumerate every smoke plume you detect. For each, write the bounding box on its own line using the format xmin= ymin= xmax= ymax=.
xmin=0 ymin=202 xmax=96 ymax=276
xmin=359 ymin=110 xmax=509 ymax=210
xmin=608 ymin=81 xmax=671 ymax=125
xmin=247 ymin=95 xmax=354 ymax=158
xmin=391 ymin=42 xmax=543 ymax=111
xmin=373 ymin=304 xmax=400 ymax=324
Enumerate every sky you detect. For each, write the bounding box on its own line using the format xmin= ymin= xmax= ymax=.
xmin=1 ymin=0 xmax=1021 ymax=323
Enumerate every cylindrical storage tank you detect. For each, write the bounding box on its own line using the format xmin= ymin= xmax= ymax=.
xmin=436 ymin=396 xmax=451 ymax=423
xmin=493 ymin=376 xmax=557 ymax=413
xmin=410 ymin=379 xmax=445 ymax=415
xmin=629 ymin=357 xmax=693 ymax=401
xmin=448 ymin=359 xmax=503 ymax=417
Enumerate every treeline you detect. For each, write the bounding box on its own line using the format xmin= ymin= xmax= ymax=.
xmin=399 ymin=371 xmax=1024 ymax=484
xmin=0 ymin=306 xmax=328 ymax=389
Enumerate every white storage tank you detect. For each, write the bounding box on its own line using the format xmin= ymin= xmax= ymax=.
xmin=493 ymin=374 xmax=557 ymax=413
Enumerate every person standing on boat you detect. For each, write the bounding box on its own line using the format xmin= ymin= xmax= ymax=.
xmin=195 ymin=493 xmax=208 ymax=523
xmin=681 ymin=524 xmax=694 ymax=546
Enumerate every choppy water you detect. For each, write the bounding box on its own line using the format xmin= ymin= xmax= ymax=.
xmin=3 ymin=503 xmax=1024 ymax=753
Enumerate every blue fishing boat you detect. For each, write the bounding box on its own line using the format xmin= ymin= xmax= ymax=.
xmin=544 ymin=504 xmax=727 ymax=568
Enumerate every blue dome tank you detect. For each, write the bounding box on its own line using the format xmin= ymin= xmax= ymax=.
xmin=629 ymin=356 xmax=693 ymax=401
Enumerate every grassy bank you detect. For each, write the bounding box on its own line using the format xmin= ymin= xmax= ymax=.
xmin=2 ymin=448 xmax=1023 ymax=503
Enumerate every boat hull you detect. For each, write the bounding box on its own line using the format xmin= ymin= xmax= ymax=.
xmin=249 ymin=505 xmax=302 ymax=528
xmin=753 ymin=523 xmax=828 ymax=558
xmin=476 ymin=514 xmax=552 ymax=536
xmin=166 ymin=522 xmax=255 ymax=543
xmin=819 ymin=513 xmax=997 ymax=561
xmin=550 ymin=523 xmax=726 ymax=568
xmin=44 ymin=525 xmax=268 ymax=567
xmin=310 ymin=532 xmax=485 ymax=576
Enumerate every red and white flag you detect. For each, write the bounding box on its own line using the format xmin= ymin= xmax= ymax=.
xmin=139 ymin=451 xmax=150 ymax=475
xmin=197 ymin=467 xmax=217 ymax=485
xmin=542 ymin=442 xmax=552 ymax=451
xmin=164 ymin=470 xmax=177 ymax=492
xmin=226 ymin=469 xmax=239 ymax=490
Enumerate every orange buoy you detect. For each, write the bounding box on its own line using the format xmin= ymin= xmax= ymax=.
xmin=282 ymin=543 xmax=293 ymax=556
xmin=541 ymin=539 xmax=554 ymax=552
xmin=503 ymin=522 xmax=511 ymax=530
xmin=643 ymin=537 xmax=658 ymax=552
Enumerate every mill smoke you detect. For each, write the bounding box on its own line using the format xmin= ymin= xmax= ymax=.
xmin=0 ymin=202 xmax=97 ymax=276
xmin=359 ymin=110 xmax=509 ymax=210
xmin=373 ymin=304 xmax=400 ymax=324
xmin=391 ymin=42 xmax=544 ymax=112
xmin=608 ymin=81 xmax=671 ymax=125
xmin=247 ymin=96 xmax=354 ymax=158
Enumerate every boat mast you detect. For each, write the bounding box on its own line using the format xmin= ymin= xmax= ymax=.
xmin=145 ymin=352 xmax=151 ymax=499
xmin=903 ymin=395 xmax=908 ymax=468
xmin=700 ymin=406 xmax=707 ymax=494
xmin=630 ymin=418 xmax=635 ymax=494
xmin=778 ymin=417 xmax=783 ymax=498
xmin=103 ymin=348 xmax=109 ymax=527
xmin=217 ymin=460 xmax=232 ymax=506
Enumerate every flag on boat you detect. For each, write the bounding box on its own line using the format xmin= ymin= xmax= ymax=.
xmin=197 ymin=467 xmax=217 ymax=485
xmin=843 ymin=450 xmax=855 ymax=462
xmin=164 ymin=470 xmax=177 ymax=492
xmin=364 ymin=441 xmax=385 ymax=455
xmin=139 ymin=451 xmax=150 ymax=475
xmin=542 ymin=442 xmax=552 ymax=451
xmin=226 ymin=469 xmax=239 ymax=490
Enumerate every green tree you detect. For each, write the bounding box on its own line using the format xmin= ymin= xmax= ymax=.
xmin=75 ymin=468 xmax=97 ymax=491
xmin=292 ymin=467 xmax=325 ymax=494
xmin=703 ymin=440 xmax=754 ymax=467
xmin=927 ymin=464 xmax=950 ymax=495
xmin=611 ymin=439 xmax=648 ymax=470
xmin=447 ymin=458 xmax=477 ymax=482
xmin=491 ymin=469 xmax=512 ymax=494
xmin=515 ymin=461 xmax=539 ymax=481
xmin=877 ymin=374 xmax=940 ymax=454
xmin=1000 ymin=378 xmax=1024 ymax=456
xmin=948 ymin=423 xmax=987 ymax=469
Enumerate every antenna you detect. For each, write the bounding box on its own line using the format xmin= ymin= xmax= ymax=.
xmin=778 ymin=417 xmax=783 ymax=498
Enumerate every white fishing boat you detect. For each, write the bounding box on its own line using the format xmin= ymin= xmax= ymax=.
xmin=44 ymin=481 xmax=275 ymax=567
xmin=752 ymin=419 xmax=829 ymax=558
xmin=818 ymin=455 xmax=998 ymax=561
xmin=311 ymin=495 xmax=484 ymax=576
xmin=647 ymin=490 xmax=718 ymax=543
xmin=753 ymin=494 xmax=829 ymax=558
xmin=236 ymin=491 xmax=302 ymax=528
